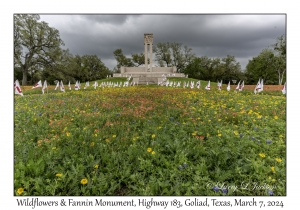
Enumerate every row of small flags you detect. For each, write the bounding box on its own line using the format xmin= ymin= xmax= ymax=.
xmin=14 ymin=79 xmax=287 ymax=96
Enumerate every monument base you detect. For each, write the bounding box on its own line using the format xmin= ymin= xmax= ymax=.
xmin=113 ymin=72 xmax=185 ymax=85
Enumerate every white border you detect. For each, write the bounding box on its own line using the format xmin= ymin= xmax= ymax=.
xmin=2 ymin=0 xmax=299 ymax=209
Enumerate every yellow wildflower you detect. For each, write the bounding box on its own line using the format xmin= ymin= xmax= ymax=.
xmin=271 ymin=166 xmax=275 ymax=173
xmin=275 ymin=158 xmax=282 ymax=163
xmin=17 ymin=188 xmax=24 ymax=195
xmin=90 ymin=142 xmax=95 ymax=147
xmin=105 ymin=139 xmax=110 ymax=143
xmin=218 ymin=133 xmax=222 ymax=137
xmin=80 ymin=178 xmax=88 ymax=185
xmin=52 ymin=147 xmax=56 ymax=150
xmin=112 ymin=135 xmax=116 ymax=138
xmin=259 ymin=153 xmax=266 ymax=158
xmin=152 ymin=134 xmax=156 ymax=138
xmin=234 ymin=131 xmax=239 ymax=136
xmin=147 ymin=148 xmax=152 ymax=153
xmin=274 ymin=116 xmax=278 ymax=120
xmin=56 ymin=173 xmax=63 ymax=177
xmin=152 ymin=151 xmax=155 ymax=155
xmin=94 ymin=164 xmax=99 ymax=169
xmin=66 ymin=132 xmax=71 ymax=137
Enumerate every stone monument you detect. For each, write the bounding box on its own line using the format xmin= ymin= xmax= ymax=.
xmin=113 ymin=33 xmax=185 ymax=84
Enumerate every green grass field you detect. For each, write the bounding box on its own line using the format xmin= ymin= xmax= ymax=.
xmin=14 ymin=82 xmax=286 ymax=196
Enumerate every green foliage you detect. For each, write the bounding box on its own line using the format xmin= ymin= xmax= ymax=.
xmin=184 ymin=55 xmax=243 ymax=83
xmin=245 ymin=35 xmax=286 ymax=85
xmin=14 ymin=87 xmax=286 ymax=196
xmin=153 ymin=42 xmax=195 ymax=72
xmin=245 ymin=49 xmax=279 ymax=85
xmin=14 ymin=14 xmax=65 ymax=85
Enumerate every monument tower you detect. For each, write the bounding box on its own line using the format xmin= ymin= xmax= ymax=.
xmin=144 ymin=33 xmax=153 ymax=72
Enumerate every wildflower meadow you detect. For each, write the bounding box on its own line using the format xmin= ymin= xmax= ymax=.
xmin=14 ymin=82 xmax=286 ymax=196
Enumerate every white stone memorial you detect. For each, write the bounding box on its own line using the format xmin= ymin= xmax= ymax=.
xmin=113 ymin=33 xmax=184 ymax=84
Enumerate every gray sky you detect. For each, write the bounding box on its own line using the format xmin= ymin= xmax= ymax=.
xmin=39 ymin=14 xmax=286 ymax=71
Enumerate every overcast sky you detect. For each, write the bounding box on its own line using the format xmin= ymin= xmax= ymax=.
xmin=39 ymin=14 xmax=285 ymax=71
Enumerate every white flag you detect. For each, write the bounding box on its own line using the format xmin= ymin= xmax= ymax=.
xmin=32 ymin=80 xmax=42 ymax=89
xmin=14 ymin=80 xmax=24 ymax=96
xmin=74 ymin=81 xmax=79 ymax=90
xmin=196 ymin=81 xmax=200 ymax=89
xmin=60 ymin=80 xmax=65 ymax=92
xmin=205 ymin=81 xmax=211 ymax=90
xmin=84 ymin=81 xmax=89 ymax=89
xmin=282 ymin=82 xmax=286 ymax=94
xmin=239 ymin=81 xmax=244 ymax=91
xmin=227 ymin=81 xmax=230 ymax=91
xmin=54 ymin=81 xmax=59 ymax=90
xmin=235 ymin=81 xmax=240 ymax=91
xmin=93 ymin=81 xmax=98 ymax=89
xmin=254 ymin=79 xmax=263 ymax=94
xmin=217 ymin=80 xmax=222 ymax=90
xmin=258 ymin=79 xmax=263 ymax=93
xmin=42 ymin=80 xmax=47 ymax=94
xmin=190 ymin=81 xmax=194 ymax=89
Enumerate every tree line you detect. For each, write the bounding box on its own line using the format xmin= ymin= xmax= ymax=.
xmin=14 ymin=15 xmax=110 ymax=85
xmin=14 ymin=15 xmax=286 ymax=86
xmin=113 ymin=35 xmax=286 ymax=85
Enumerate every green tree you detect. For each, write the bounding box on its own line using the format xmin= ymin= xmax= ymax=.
xmin=81 ymin=55 xmax=110 ymax=81
xmin=273 ymin=35 xmax=286 ymax=85
xmin=131 ymin=53 xmax=146 ymax=67
xmin=184 ymin=55 xmax=242 ymax=83
xmin=245 ymin=49 xmax=278 ymax=84
xmin=14 ymin=14 xmax=64 ymax=85
xmin=219 ymin=55 xmax=242 ymax=83
xmin=113 ymin=49 xmax=134 ymax=71
xmin=153 ymin=42 xmax=195 ymax=72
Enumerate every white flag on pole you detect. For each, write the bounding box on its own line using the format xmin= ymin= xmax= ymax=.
xmin=54 ymin=81 xmax=59 ymax=90
xmin=227 ymin=81 xmax=230 ymax=91
xmin=239 ymin=81 xmax=244 ymax=91
xmin=42 ymin=80 xmax=47 ymax=94
xmin=14 ymin=80 xmax=24 ymax=96
xmin=84 ymin=81 xmax=89 ymax=89
xmin=93 ymin=81 xmax=98 ymax=89
xmin=258 ymin=79 xmax=263 ymax=93
xmin=282 ymin=82 xmax=286 ymax=94
xmin=217 ymin=80 xmax=222 ymax=90
xmin=60 ymin=80 xmax=65 ymax=92
xmin=68 ymin=81 xmax=71 ymax=90
xmin=254 ymin=79 xmax=264 ymax=94
xmin=205 ymin=81 xmax=211 ymax=90
xmin=32 ymin=80 xmax=42 ymax=89
xmin=196 ymin=81 xmax=200 ymax=89
xmin=235 ymin=81 xmax=240 ymax=91
xmin=74 ymin=81 xmax=79 ymax=90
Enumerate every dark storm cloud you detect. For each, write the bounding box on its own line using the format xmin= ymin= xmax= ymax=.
xmin=81 ymin=14 xmax=142 ymax=25
xmin=40 ymin=14 xmax=286 ymax=70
